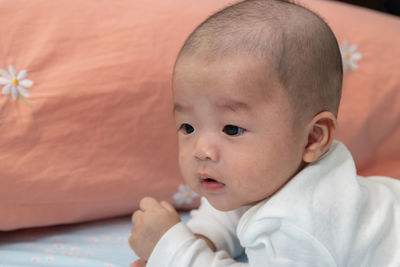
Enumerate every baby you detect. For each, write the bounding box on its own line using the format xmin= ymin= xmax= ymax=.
xmin=129 ymin=0 xmax=400 ymax=266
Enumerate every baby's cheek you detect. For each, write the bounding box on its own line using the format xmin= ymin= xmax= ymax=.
xmin=178 ymin=156 xmax=192 ymax=180
xmin=178 ymin=144 xmax=191 ymax=163
xmin=228 ymin=157 xmax=270 ymax=193
xmin=178 ymin=154 xmax=189 ymax=175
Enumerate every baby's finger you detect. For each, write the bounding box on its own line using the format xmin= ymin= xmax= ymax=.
xmin=131 ymin=210 xmax=144 ymax=225
xmin=139 ymin=197 xmax=159 ymax=211
xmin=160 ymin=200 xmax=176 ymax=213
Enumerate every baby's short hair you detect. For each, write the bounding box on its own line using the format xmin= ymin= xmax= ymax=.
xmin=176 ymin=0 xmax=343 ymax=119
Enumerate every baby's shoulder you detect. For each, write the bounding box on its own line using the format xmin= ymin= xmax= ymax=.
xmin=359 ymin=175 xmax=400 ymax=201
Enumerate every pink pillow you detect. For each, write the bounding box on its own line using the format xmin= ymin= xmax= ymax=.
xmin=299 ymin=0 xmax=400 ymax=179
xmin=0 ymin=0 xmax=232 ymax=230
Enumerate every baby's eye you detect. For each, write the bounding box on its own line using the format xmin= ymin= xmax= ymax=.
xmin=179 ymin=123 xmax=195 ymax=135
xmin=223 ymin=125 xmax=245 ymax=136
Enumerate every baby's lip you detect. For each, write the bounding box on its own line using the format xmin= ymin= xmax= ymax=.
xmin=198 ymin=172 xmax=225 ymax=184
xmin=198 ymin=172 xmax=216 ymax=180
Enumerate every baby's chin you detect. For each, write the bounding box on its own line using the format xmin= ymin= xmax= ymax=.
xmin=205 ymin=197 xmax=245 ymax=212
xmin=206 ymin=195 xmax=267 ymax=212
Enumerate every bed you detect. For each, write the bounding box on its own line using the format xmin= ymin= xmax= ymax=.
xmin=0 ymin=215 xmax=139 ymax=266
xmin=1 ymin=0 xmax=399 ymax=266
xmin=0 ymin=213 xmax=200 ymax=266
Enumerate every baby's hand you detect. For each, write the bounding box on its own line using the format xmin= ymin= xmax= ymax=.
xmin=129 ymin=197 xmax=181 ymax=261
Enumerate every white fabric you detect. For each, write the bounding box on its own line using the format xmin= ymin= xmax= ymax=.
xmin=147 ymin=141 xmax=400 ymax=267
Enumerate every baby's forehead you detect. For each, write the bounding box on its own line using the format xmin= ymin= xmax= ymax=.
xmin=173 ymin=53 xmax=288 ymax=107
xmin=175 ymin=51 xmax=278 ymax=81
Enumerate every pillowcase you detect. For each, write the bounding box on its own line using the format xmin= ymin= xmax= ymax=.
xmin=0 ymin=0 xmax=232 ymax=231
xmin=299 ymin=0 xmax=400 ymax=178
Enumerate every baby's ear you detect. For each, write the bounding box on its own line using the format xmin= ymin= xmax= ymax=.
xmin=302 ymin=111 xmax=337 ymax=163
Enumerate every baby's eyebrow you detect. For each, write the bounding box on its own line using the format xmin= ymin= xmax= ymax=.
xmin=173 ymin=103 xmax=191 ymax=113
xmin=173 ymin=99 xmax=250 ymax=113
xmin=216 ymin=99 xmax=250 ymax=113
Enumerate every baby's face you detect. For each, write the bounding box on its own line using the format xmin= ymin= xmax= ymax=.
xmin=173 ymin=54 xmax=307 ymax=211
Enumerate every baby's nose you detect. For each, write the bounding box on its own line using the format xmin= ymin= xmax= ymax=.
xmin=192 ymin=134 xmax=219 ymax=162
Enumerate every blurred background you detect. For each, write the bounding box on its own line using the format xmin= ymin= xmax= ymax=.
xmin=337 ymin=0 xmax=400 ymax=16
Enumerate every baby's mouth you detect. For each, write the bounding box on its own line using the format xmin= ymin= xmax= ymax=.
xmin=201 ymin=178 xmax=217 ymax=182
xmin=199 ymin=176 xmax=225 ymax=191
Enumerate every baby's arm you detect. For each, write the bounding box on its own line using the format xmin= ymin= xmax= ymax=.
xmin=146 ymin=221 xmax=248 ymax=267
xmin=187 ymin=197 xmax=247 ymax=258
xmin=129 ymin=197 xmax=247 ymax=267
xmin=145 ymin=197 xmax=248 ymax=266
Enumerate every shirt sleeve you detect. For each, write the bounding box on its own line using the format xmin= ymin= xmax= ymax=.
xmin=186 ymin=197 xmax=248 ymax=258
xmin=147 ymin=222 xmax=249 ymax=267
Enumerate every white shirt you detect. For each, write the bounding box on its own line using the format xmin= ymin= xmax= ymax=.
xmin=147 ymin=141 xmax=400 ymax=267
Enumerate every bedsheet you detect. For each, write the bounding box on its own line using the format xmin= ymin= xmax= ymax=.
xmin=0 ymin=213 xmax=189 ymax=266
xmin=0 ymin=213 xmax=247 ymax=266
xmin=0 ymin=213 xmax=146 ymax=267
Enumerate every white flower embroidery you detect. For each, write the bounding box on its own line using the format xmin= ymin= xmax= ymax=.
xmin=339 ymin=41 xmax=362 ymax=71
xmin=173 ymin=184 xmax=199 ymax=206
xmin=0 ymin=65 xmax=34 ymax=106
